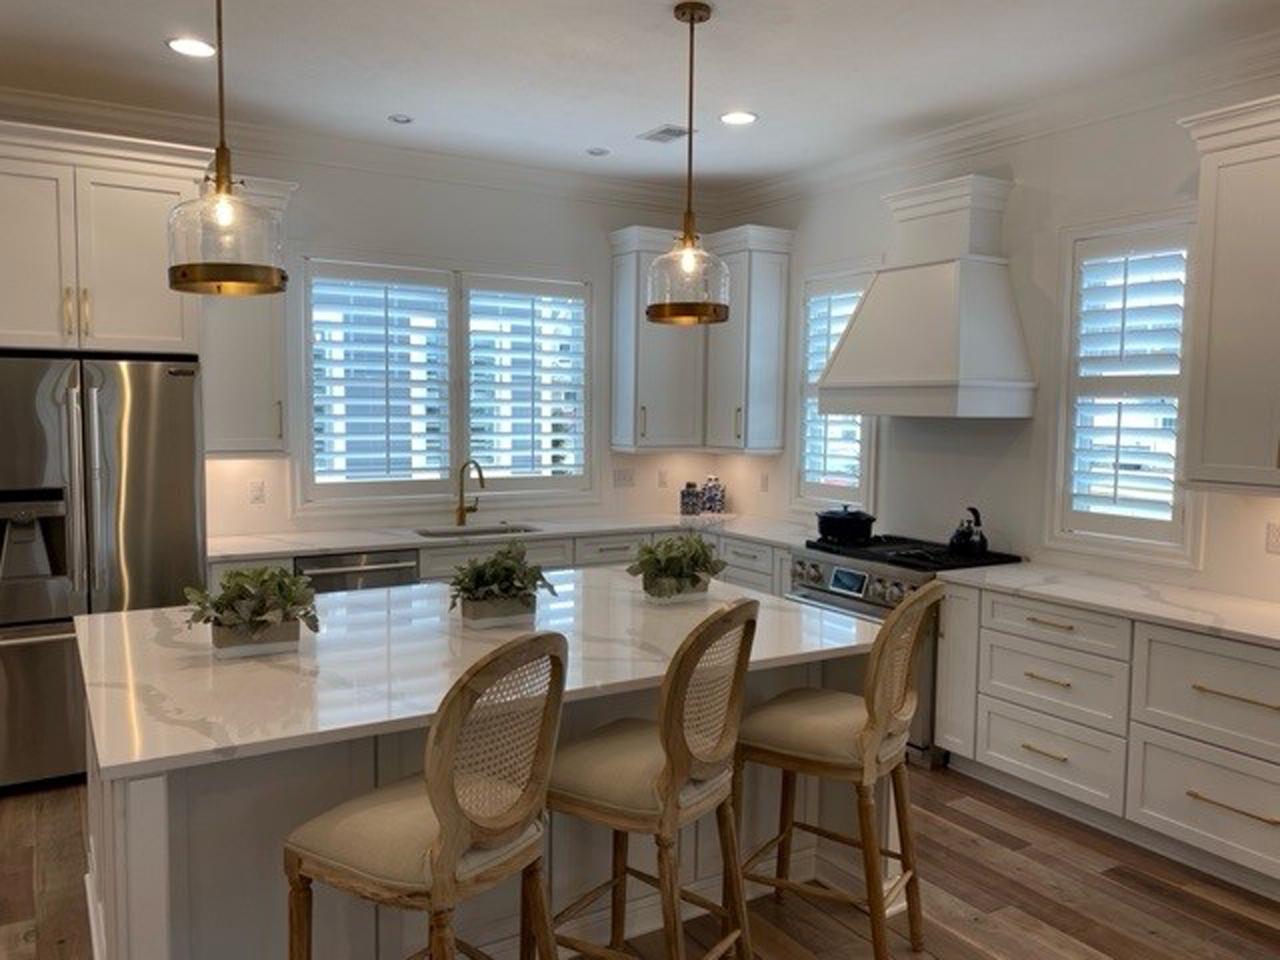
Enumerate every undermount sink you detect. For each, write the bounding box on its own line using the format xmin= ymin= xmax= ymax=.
xmin=415 ymin=524 xmax=541 ymax=538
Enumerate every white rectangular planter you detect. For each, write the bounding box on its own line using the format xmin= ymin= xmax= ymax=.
xmin=211 ymin=621 xmax=309 ymax=659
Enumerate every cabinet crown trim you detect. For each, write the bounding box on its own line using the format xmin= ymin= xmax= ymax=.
xmin=1180 ymin=94 xmax=1280 ymax=151
xmin=0 ymin=119 xmax=211 ymax=171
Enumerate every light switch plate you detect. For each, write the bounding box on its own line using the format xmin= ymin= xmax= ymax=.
xmin=657 ymin=468 xmax=669 ymax=489
xmin=1267 ymin=522 xmax=1280 ymax=555
xmin=247 ymin=479 xmax=266 ymax=506
xmin=759 ymin=471 xmax=770 ymax=493
xmin=612 ymin=468 xmax=635 ymax=488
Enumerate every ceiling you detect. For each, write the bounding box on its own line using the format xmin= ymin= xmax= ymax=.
xmin=2 ymin=1 xmax=1280 ymax=190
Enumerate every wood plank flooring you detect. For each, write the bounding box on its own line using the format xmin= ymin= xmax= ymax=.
xmin=0 ymin=767 xmax=1275 ymax=959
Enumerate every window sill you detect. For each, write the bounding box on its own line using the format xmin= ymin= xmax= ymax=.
xmin=292 ymin=485 xmax=602 ymax=522
xmin=1042 ymin=526 xmax=1202 ymax=571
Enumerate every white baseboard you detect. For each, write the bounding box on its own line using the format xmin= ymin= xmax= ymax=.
xmin=950 ymin=756 xmax=1280 ymax=901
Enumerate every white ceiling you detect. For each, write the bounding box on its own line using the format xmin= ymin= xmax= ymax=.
xmin=2 ymin=0 xmax=1280 ymax=190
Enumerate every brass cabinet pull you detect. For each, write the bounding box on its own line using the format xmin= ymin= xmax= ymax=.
xmin=62 ymin=286 xmax=75 ymax=337
xmin=595 ymin=544 xmax=632 ymax=553
xmin=1186 ymin=789 xmax=1279 ymax=826
xmin=276 ymin=400 xmax=284 ymax=440
xmin=640 ymin=405 xmax=647 ymax=438
xmin=79 ymin=288 xmax=91 ymax=336
xmin=1190 ymin=682 xmax=1279 ymax=711
xmin=1026 ymin=615 xmax=1076 ymax=632
xmin=735 ymin=406 xmax=743 ymax=440
xmin=1021 ymin=741 xmax=1068 ymax=763
xmin=1025 ymin=669 xmax=1073 ymax=689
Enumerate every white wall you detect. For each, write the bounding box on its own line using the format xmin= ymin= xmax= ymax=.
xmin=204 ymin=145 xmax=721 ymax=535
xmin=716 ymin=78 xmax=1280 ymax=603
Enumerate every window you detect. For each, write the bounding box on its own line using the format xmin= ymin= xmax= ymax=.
xmin=799 ymin=282 xmax=872 ymax=504
xmin=304 ymin=260 xmax=590 ymax=506
xmin=465 ymin=281 xmax=587 ymax=481
xmin=1057 ymin=224 xmax=1194 ymax=552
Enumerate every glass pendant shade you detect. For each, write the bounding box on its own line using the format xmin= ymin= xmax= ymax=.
xmin=168 ymin=181 xmax=287 ymax=295
xmin=646 ymin=235 xmax=729 ymax=325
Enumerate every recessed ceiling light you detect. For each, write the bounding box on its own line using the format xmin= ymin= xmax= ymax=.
xmin=586 ymin=146 xmax=611 ymax=157
xmin=166 ymin=37 xmax=217 ymax=58
xmin=387 ymin=113 xmax=414 ymax=125
xmin=720 ymin=110 xmax=758 ymax=126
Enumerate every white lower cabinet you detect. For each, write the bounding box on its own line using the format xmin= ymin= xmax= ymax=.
xmin=718 ymin=564 xmax=774 ymax=594
xmin=1127 ymin=723 xmax=1279 ymax=877
xmin=573 ymin=533 xmax=653 ymax=566
xmin=935 ymin=584 xmax=980 ymax=759
xmin=976 ymin=694 xmax=1127 ymax=815
xmin=419 ymin=539 xmax=574 ymax=580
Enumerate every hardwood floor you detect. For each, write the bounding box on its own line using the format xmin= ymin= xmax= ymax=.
xmin=0 ymin=767 xmax=1275 ymax=959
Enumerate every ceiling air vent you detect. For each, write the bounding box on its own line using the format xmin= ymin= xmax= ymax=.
xmin=637 ymin=124 xmax=690 ymax=143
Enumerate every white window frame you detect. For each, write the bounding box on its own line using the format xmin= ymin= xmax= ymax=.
xmin=792 ymin=272 xmax=877 ymax=511
xmin=1047 ymin=213 xmax=1203 ymax=567
xmin=294 ymin=256 xmax=594 ymax=517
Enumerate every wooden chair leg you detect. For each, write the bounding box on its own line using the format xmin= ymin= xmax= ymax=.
xmin=430 ymin=907 xmax=457 ymax=960
xmin=775 ymin=769 xmax=797 ymax=902
xmin=855 ymin=783 xmax=890 ymax=960
xmin=716 ymin=800 xmax=754 ymax=960
xmin=655 ymin=834 xmax=687 ymax=960
xmin=724 ymin=751 xmax=746 ymax=938
xmin=285 ymin=852 xmax=312 ymax=960
xmin=522 ymin=857 xmax=558 ymax=960
xmin=608 ymin=830 xmax=629 ymax=948
xmin=891 ymin=763 xmax=925 ymax=952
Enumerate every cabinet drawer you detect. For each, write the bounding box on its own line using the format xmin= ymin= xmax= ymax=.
xmin=976 ymin=695 xmax=1126 ymax=815
xmin=420 ymin=539 xmax=573 ymax=579
xmin=717 ymin=565 xmax=775 ymax=594
xmin=1132 ymin=624 xmax=1280 ymax=763
xmin=717 ymin=536 xmax=774 ymax=574
xmin=573 ymin=533 xmax=650 ymax=566
xmin=1127 ymin=723 xmax=1279 ymax=878
xmin=207 ymin=558 xmax=291 ymax=585
xmin=981 ymin=592 xmax=1131 ymax=660
xmin=979 ymin=629 xmax=1129 ymax=735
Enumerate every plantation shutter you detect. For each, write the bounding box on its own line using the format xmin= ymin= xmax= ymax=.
xmin=801 ymin=288 xmax=865 ymax=497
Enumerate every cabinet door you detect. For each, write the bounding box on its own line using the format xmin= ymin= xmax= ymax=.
xmin=75 ymin=168 xmax=199 ymax=354
xmin=202 ymin=295 xmax=285 ymax=452
xmin=935 ymin=584 xmax=980 ymax=758
xmin=0 ymin=158 xmax=77 ymax=348
xmin=1185 ymin=141 xmax=1280 ymax=488
xmin=704 ymin=250 xmax=749 ymax=448
xmin=635 ymin=252 xmax=706 ymax=447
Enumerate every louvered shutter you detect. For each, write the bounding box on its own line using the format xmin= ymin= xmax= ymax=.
xmin=801 ymin=288 xmax=866 ymax=499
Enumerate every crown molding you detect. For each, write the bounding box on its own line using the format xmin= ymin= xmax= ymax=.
xmin=717 ymin=26 xmax=1280 ymax=216
xmin=0 ymin=85 xmax=690 ymax=215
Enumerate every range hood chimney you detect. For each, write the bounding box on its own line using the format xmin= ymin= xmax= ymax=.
xmin=817 ymin=175 xmax=1035 ymax=417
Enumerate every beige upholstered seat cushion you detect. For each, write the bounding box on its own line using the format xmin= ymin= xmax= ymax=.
xmin=286 ymin=776 xmax=543 ymax=894
xmin=739 ymin=687 xmax=901 ymax=769
xmin=549 ymin=717 xmax=731 ymax=820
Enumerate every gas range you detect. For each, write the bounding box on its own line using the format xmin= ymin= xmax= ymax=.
xmin=787 ymin=535 xmax=1021 ymax=619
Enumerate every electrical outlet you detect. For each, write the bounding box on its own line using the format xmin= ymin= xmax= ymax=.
xmin=612 ymin=467 xmax=635 ymax=488
xmin=657 ymin=468 xmax=669 ymax=489
xmin=759 ymin=471 xmax=770 ymax=494
xmin=1267 ymin=522 xmax=1280 ymax=555
xmin=247 ymin=479 xmax=266 ymax=506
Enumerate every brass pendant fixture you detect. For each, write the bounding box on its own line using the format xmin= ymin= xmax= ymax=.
xmin=646 ymin=1 xmax=729 ymax=325
xmin=167 ymin=0 xmax=287 ymax=295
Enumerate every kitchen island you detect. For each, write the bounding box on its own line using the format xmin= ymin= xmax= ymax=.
xmin=76 ymin=567 xmax=884 ymax=960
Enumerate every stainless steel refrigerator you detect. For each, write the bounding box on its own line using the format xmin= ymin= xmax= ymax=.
xmin=0 ymin=353 xmax=204 ymax=786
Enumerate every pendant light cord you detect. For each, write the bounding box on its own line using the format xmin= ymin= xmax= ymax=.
xmin=683 ymin=10 xmax=696 ymax=241
xmin=216 ymin=0 xmax=226 ymax=149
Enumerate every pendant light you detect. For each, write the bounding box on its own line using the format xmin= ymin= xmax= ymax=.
xmin=646 ymin=2 xmax=729 ymax=325
xmin=167 ymin=0 xmax=287 ymax=295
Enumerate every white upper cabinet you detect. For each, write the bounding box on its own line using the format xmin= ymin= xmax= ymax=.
xmin=0 ymin=122 xmax=210 ymax=356
xmin=610 ymin=224 xmax=792 ymax=453
xmin=75 ymin=168 xmax=199 ymax=353
xmin=1182 ymin=96 xmax=1280 ymax=490
xmin=0 ymin=158 xmax=78 ymax=349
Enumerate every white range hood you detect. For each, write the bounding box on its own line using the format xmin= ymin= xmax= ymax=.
xmin=817 ymin=175 xmax=1035 ymax=418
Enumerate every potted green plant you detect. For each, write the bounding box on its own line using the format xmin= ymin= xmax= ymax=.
xmin=449 ymin=541 xmax=557 ymax=626
xmin=185 ymin=567 xmax=319 ymax=658
xmin=627 ymin=533 xmax=726 ymax=603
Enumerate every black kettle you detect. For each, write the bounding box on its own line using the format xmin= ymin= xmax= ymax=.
xmin=948 ymin=506 xmax=988 ymax=556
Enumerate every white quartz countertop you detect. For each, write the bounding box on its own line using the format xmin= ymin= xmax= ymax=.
xmin=206 ymin=514 xmax=815 ymax=562
xmin=939 ymin=561 xmax=1280 ymax=650
xmin=76 ymin=567 xmax=876 ymax=781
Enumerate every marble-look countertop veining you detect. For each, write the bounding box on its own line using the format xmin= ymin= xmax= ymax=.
xmin=76 ymin=567 xmax=875 ymax=782
xmin=206 ymin=514 xmax=816 ymax=563
xmin=940 ymin=561 xmax=1280 ymax=650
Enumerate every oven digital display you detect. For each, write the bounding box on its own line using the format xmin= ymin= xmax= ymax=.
xmin=828 ymin=567 xmax=868 ymax=597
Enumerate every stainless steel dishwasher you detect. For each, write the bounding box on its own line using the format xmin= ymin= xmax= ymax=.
xmin=294 ymin=550 xmax=420 ymax=593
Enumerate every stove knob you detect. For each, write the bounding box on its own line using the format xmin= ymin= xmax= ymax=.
xmin=864 ymin=578 xmax=884 ymax=601
xmin=885 ymin=582 xmax=906 ymax=606
xmin=791 ymin=558 xmax=807 ymax=582
xmin=806 ymin=563 xmax=823 ymax=584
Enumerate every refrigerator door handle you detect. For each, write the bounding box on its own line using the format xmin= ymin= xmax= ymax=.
xmin=87 ymin=385 xmax=104 ymax=592
xmin=65 ymin=385 xmax=87 ymax=595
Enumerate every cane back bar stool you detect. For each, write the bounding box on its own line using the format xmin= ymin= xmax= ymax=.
xmin=546 ymin=599 xmax=759 ymax=960
xmin=283 ymin=631 xmax=568 ymax=960
xmin=732 ymin=580 xmax=945 ymax=960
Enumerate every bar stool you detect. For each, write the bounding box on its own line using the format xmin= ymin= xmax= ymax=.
xmin=732 ymin=581 xmax=944 ymax=960
xmin=283 ymin=631 xmax=568 ymax=960
xmin=547 ymin=599 xmax=758 ymax=960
